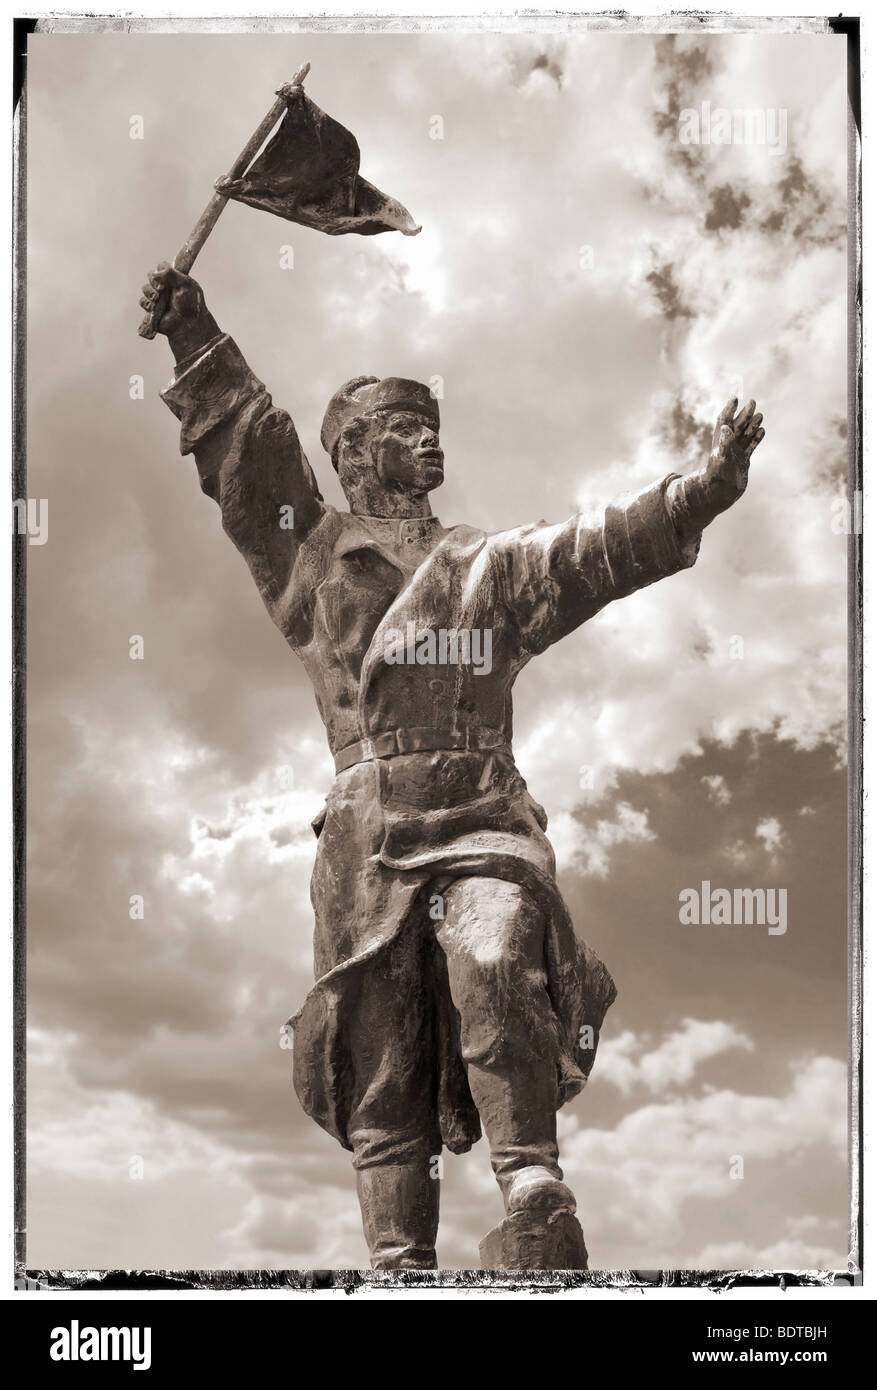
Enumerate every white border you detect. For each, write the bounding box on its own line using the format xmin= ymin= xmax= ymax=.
xmin=3 ymin=3 xmax=871 ymax=1304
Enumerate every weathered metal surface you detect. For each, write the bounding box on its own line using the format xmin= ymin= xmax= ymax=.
xmin=480 ymin=1211 xmax=588 ymax=1272
xmin=137 ymin=263 xmax=764 ymax=1270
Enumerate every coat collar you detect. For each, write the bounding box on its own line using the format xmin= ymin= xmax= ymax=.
xmin=349 ymin=514 xmax=444 ymax=541
xmin=333 ymin=513 xmax=446 ymax=566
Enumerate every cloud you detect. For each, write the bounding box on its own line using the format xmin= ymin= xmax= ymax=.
xmin=691 ymin=1237 xmax=846 ymax=1271
xmin=755 ymin=816 xmax=785 ymax=855
xmin=704 ymin=182 xmax=752 ymax=232
xmin=647 ymin=262 xmax=696 ymax=320
xmin=701 ymin=774 xmax=732 ymax=806
xmin=551 ymin=801 xmax=656 ymax=877
xmin=599 ymin=1019 xmax=754 ymax=1096
xmin=512 ymin=51 xmax=565 ymax=92
xmin=561 ymin=1054 xmax=847 ymax=1269
xmin=27 ymin=1024 xmax=847 ymax=1271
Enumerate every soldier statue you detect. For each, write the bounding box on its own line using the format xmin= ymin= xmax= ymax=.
xmin=140 ymin=261 xmax=764 ymax=1269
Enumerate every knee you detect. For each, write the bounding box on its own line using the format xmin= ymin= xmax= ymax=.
xmin=438 ymin=878 xmax=544 ymax=973
xmin=436 ymin=877 xmax=550 ymax=1063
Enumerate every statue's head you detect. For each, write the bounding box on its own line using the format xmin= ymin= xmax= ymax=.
xmin=321 ymin=376 xmax=443 ymax=508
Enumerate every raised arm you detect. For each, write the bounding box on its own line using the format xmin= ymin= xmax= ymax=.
xmin=491 ymin=397 xmax=765 ymax=659
xmin=140 ymin=264 xmax=326 ymax=611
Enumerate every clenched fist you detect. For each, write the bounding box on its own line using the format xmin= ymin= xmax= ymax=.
xmin=139 ymin=263 xmax=220 ymax=363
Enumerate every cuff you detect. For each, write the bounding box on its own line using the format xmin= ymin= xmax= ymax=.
xmin=603 ymin=473 xmax=699 ymax=594
xmin=173 ymin=333 xmax=224 ymax=376
xmin=664 ymin=473 xmax=708 ymax=564
xmin=160 ymin=334 xmax=265 ymax=454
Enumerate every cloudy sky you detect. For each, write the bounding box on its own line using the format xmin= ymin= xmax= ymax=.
xmin=24 ymin=26 xmax=851 ymax=1272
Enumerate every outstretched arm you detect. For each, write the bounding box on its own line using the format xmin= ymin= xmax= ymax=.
xmin=140 ymin=263 xmax=326 ymax=611
xmin=490 ymin=397 xmax=765 ymax=659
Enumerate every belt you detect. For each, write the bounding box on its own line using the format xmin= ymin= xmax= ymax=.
xmin=333 ymin=726 xmax=510 ymax=775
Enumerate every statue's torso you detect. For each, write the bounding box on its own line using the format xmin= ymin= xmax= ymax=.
xmin=271 ymin=508 xmax=521 ymax=759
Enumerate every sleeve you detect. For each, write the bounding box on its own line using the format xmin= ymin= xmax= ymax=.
xmin=160 ymin=334 xmax=326 ymax=609
xmin=492 ymin=474 xmax=700 ymax=658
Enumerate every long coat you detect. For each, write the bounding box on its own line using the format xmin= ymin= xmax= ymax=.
xmin=162 ymin=335 xmax=699 ymax=1154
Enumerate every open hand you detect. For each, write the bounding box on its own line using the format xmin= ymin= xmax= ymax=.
xmin=705 ymin=397 xmax=765 ymax=510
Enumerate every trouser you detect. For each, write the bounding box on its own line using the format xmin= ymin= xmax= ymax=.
xmin=347 ymin=876 xmax=562 ymax=1268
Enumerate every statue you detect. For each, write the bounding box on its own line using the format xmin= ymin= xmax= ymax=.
xmin=138 ymin=70 xmax=765 ymax=1271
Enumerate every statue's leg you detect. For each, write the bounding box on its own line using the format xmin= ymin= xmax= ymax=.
xmin=346 ymin=920 xmax=442 ymax=1270
xmin=436 ymin=877 xmax=561 ymax=1191
xmin=436 ymin=876 xmax=586 ymax=1268
xmin=355 ymin=1163 xmax=439 ymax=1272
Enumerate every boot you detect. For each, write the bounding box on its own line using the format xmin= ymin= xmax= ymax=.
xmin=506 ymin=1164 xmax=577 ymax=1217
xmin=486 ymin=1155 xmax=587 ymax=1273
xmin=469 ymin=1070 xmax=587 ymax=1270
xmin=355 ymin=1162 xmax=440 ymax=1270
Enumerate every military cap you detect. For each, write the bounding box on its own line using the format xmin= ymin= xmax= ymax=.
xmin=321 ymin=376 xmax=440 ymax=465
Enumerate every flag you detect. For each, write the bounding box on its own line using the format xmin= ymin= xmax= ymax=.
xmin=221 ymin=85 xmax=421 ymax=237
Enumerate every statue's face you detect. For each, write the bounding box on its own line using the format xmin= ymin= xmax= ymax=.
xmin=372 ymin=410 xmax=444 ymax=493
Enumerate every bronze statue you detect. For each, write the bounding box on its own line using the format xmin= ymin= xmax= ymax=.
xmin=139 ymin=258 xmax=764 ymax=1270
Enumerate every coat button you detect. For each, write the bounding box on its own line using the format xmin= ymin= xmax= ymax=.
xmin=429 ymin=679 xmax=444 ymax=693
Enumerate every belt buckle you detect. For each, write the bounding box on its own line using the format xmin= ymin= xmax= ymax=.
xmin=360 ymin=737 xmax=375 ymax=761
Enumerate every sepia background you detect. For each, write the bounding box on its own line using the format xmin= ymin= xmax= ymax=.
xmin=25 ymin=28 xmax=850 ymax=1270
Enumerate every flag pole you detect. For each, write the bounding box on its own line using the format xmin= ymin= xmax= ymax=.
xmin=138 ymin=62 xmax=311 ymax=340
